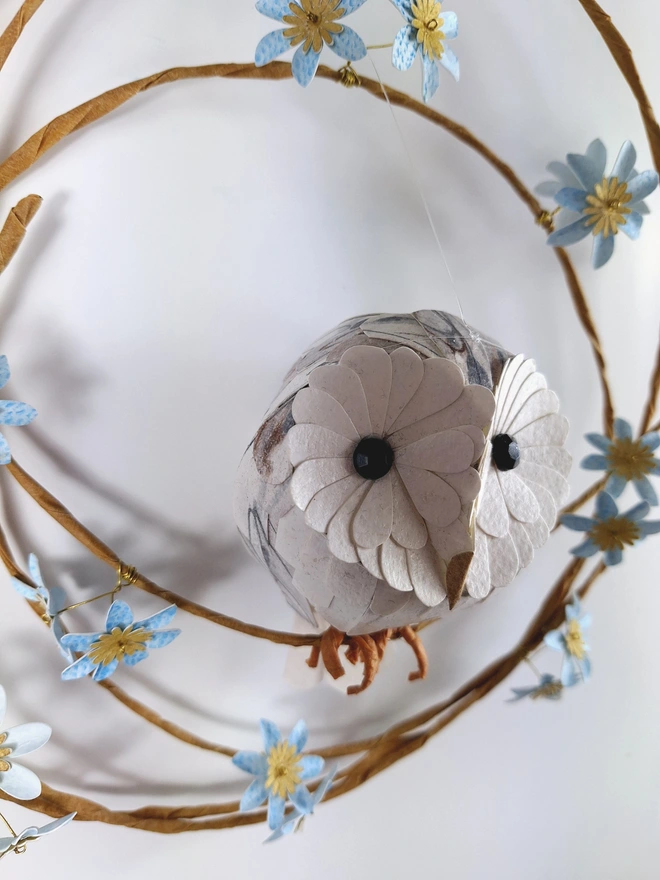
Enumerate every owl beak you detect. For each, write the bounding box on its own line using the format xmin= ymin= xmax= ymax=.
xmin=446 ymin=551 xmax=473 ymax=609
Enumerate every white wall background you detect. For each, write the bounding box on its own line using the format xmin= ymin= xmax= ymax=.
xmin=0 ymin=0 xmax=658 ymax=877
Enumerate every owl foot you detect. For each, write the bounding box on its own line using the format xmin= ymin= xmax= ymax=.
xmin=306 ymin=625 xmax=428 ymax=695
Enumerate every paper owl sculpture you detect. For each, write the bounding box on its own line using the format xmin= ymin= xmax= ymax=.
xmin=234 ymin=311 xmax=571 ymax=636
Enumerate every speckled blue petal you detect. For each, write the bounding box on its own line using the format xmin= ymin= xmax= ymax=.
xmin=240 ymin=778 xmax=268 ymax=811
xmin=146 ymin=629 xmax=180 ymax=648
xmin=561 ymin=514 xmax=594 ymax=532
xmin=547 ymin=217 xmax=591 ymax=247
xmin=268 ymin=794 xmax=286 ymax=830
xmin=625 ymin=501 xmax=650 ymax=521
xmin=442 ymin=11 xmax=458 ymax=39
xmin=123 ymin=648 xmax=149 ymax=666
xmin=592 ymin=232 xmax=615 ymax=268
xmin=421 ymin=53 xmax=439 ymax=102
xmin=570 ymin=538 xmax=598 ymax=558
xmin=288 ymin=719 xmax=308 ymax=753
xmin=640 ymin=432 xmax=660 ymax=451
xmin=92 ymin=658 xmax=119 ymax=681
xmin=611 ymin=140 xmax=636 ymax=182
xmin=299 ymin=755 xmax=324 ymax=780
xmin=60 ymin=632 xmax=100 ymax=652
xmin=604 ymin=546 xmax=623 ymax=566
xmin=561 ymin=658 xmax=580 ymax=687
xmin=579 ymin=612 xmax=592 ymax=630
xmin=0 ymin=356 xmax=9 ymax=390
xmin=10 ymin=577 xmax=42 ymax=603
xmin=328 ymin=25 xmax=367 ymax=62
xmin=614 ymin=418 xmax=632 ymax=439
xmin=27 ymin=553 xmax=45 ymax=589
xmin=260 ymin=719 xmax=281 ymax=752
xmin=392 ymin=25 xmax=418 ymax=71
xmin=0 ymin=401 xmax=37 ymax=426
xmin=233 ymin=751 xmax=268 ymax=777
xmin=638 ymin=519 xmax=660 ymax=536
xmin=554 ymin=187 xmax=588 ymax=212
xmin=312 ymin=764 xmax=338 ymax=805
xmin=544 ymin=630 xmax=565 ymax=652
xmin=586 ymin=139 xmax=607 ymax=178
xmin=580 ymin=453 xmax=607 ymax=471
xmin=390 ymin=0 xmax=413 ymax=17
xmin=256 ymin=0 xmax=293 ymax=22
xmin=565 ymin=599 xmax=581 ymax=620
xmin=507 ymin=686 xmax=535 ymax=702
xmin=255 ymin=29 xmax=291 ymax=67
xmin=136 ymin=605 xmax=177 ymax=632
xmin=291 ymin=44 xmax=321 ymax=87
xmin=52 ymin=618 xmax=73 ymax=663
xmin=290 ymin=784 xmax=314 ymax=815
xmin=586 ymin=432 xmax=611 ymax=452
xmin=61 ymin=654 xmax=97 ymax=681
xmin=566 ymin=152 xmax=602 ymax=192
xmin=596 ymin=492 xmax=618 ymax=520
xmin=605 ymin=472 xmax=626 ymax=497
xmin=0 ymin=434 xmax=10 ymax=465
xmin=634 ymin=476 xmax=658 ymax=505
xmin=439 ymin=46 xmax=459 ymax=81
xmin=105 ymin=600 xmax=133 ymax=631
xmin=265 ymin=813 xmax=300 ymax=842
xmin=621 ymin=211 xmax=643 ymax=240
xmin=341 ymin=0 xmax=368 ymax=12
xmin=626 ymin=169 xmax=658 ymax=203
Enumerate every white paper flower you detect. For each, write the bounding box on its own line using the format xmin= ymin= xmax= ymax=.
xmin=0 ymin=686 xmax=51 ymax=801
xmin=287 ymin=345 xmax=495 ymax=607
xmin=467 ymin=355 xmax=571 ymax=599
xmin=0 ymin=813 xmax=76 ymax=859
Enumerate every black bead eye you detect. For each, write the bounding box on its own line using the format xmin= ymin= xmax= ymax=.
xmin=491 ymin=433 xmax=520 ymax=471
xmin=353 ymin=437 xmax=394 ymax=480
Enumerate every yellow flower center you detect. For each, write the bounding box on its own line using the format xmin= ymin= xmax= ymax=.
xmin=564 ymin=619 xmax=586 ymax=660
xmin=583 ymin=176 xmax=632 ymax=238
xmin=283 ymin=0 xmax=345 ymax=55
xmin=0 ymin=732 xmax=12 ymax=773
xmin=588 ymin=516 xmax=641 ymax=552
xmin=265 ymin=740 xmax=302 ymax=800
xmin=531 ymin=680 xmax=563 ymax=699
xmin=88 ymin=626 xmax=152 ymax=667
xmin=411 ymin=0 xmax=445 ymax=61
xmin=606 ymin=436 xmax=656 ymax=481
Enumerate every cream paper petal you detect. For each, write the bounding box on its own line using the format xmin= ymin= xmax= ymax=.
xmin=381 ymin=538 xmax=415 ymax=592
xmin=407 ymin=542 xmax=447 ymax=606
xmin=498 ymin=371 xmax=548 ymax=433
xmin=304 ymin=474 xmax=364 ymax=532
xmin=508 ymin=518 xmax=535 ymax=569
xmin=515 ymin=413 xmax=569 ymax=448
xmin=324 ymin=556 xmax=381 ymax=632
xmin=352 ymin=590 xmax=436 ymax=635
xmin=293 ymin=530 xmax=334 ymax=607
xmin=522 ymin=514 xmax=550 ymax=549
xmin=292 ymin=387 xmax=360 ymax=440
xmin=390 ymin=468 xmax=427 ymax=549
xmin=523 ymin=478 xmax=558 ymax=529
xmin=389 ymin=384 xmax=495 ymax=448
xmin=455 ymin=424 xmax=486 ymax=461
xmin=395 ymin=429 xmax=475 ymax=474
xmin=493 ymin=355 xmax=536 ymax=433
xmin=441 ymin=468 xmax=481 ymax=503
xmin=383 ymin=347 xmax=425 ymax=434
xmin=287 ymin=424 xmax=354 ymax=466
xmin=291 ymin=458 xmax=354 ymax=510
xmin=506 ymin=389 xmax=560 ymax=436
xmin=275 ymin=505 xmax=312 ymax=570
xmin=397 ymin=464 xmax=461 ymax=528
xmin=486 ymin=532 xmax=520 ymax=588
xmin=497 ymin=469 xmax=541 ymax=523
xmin=358 ymin=545 xmax=385 ymax=580
xmin=352 ymin=473 xmax=394 ymax=549
xmin=428 ymin=516 xmax=473 ymax=559
xmin=476 ymin=470 xmax=509 ymax=537
xmin=522 ymin=445 xmax=572 ymax=478
xmin=340 ymin=345 xmax=392 ymax=437
xmin=363 ymin=581 xmax=414 ymax=618
xmin=516 ymin=461 xmax=570 ymax=506
xmin=327 ymin=482 xmax=371 ymax=563
xmin=309 ymin=363 xmax=372 ymax=437
xmin=389 ymin=358 xmax=465 ymax=434
xmin=466 ymin=528 xmax=491 ymax=599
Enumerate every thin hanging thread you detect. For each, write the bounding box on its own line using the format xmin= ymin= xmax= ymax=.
xmin=366 ymin=51 xmax=467 ymax=325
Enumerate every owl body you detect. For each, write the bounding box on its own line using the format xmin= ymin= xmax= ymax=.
xmin=234 ymin=311 xmax=570 ymax=635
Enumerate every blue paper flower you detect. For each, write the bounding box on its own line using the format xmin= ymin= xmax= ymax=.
xmin=546 ymin=140 xmax=658 ymax=268
xmin=232 ymin=719 xmax=325 ymax=830
xmin=254 ymin=0 xmax=367 ymax=88
xmin=543 ymin=598 xmax=591 ymax=687
xmin=11 ymin=554 xmax=73 ymax=663
xmin=508 ymin=674 xmax=563 ymax=702
xmin=582 ymin=417 xmax=660 ymax=505
xmin=60 ymin=600 xmax=180 ymax=682
xmin=562 ymin=491 xmax=660 ymax=566
xmin=0 ymin=355 xmax=37 ymax=464
xmin=391 ymin=0 xmax=458 ymax=102
xmin=265 ymin=763 xmax=338 ymax=842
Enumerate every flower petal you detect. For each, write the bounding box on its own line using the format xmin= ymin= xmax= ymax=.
xmin=288 ymin=719 xmax=308 ymax=753
xmin=620 ymin=211 xmax=643 ymax=241
xmin=581 ymin=453 xmax=607 ymax=471
xmin=328 ymin=25 xmax=366 ymax=62
xmin=592 ymin=232 xmax=615 ymax=269
xmin=604 ymin=547 xmax=623 ymax=566
xmin=0 ymin=762 xmax=42 ymax=800
xmin=256 ymin=0 xmax=294 ymax=22
xmin=586 ymin=138 xmax=607 ymax=178
xmin=561 ymin=515 xmax=594 ymax=532
xmin=407 ymin=541 xmax=445 ymax=604
xmin=547 ymin=217 xmax=591 ymax=247
xmin=570 ymin=538 xmax=599 ymax=558
xmin=390 ymin=468 xmax=427 ymax=549
xmin=291 ymin=458 xmax=355 ymax=510
xmin=442 ymin=11 xmax=458 ymax=39
xmin=392 ymin=25 xmax=418 ymax=71
xmin=144 ymin=629 xmax=180 ymax=648
xmin=605 ymin=472 xmax=627 ymax=497
xmin=4 ymin=723 xmax=51 ymax=757
xmin=396 ymin=429 xmax=475 ymax=474
xmin=341 ymin=0 xmax=369 ymax=12
xmin=640 ymin=432 xmax=660 ymax=452
xmin=291 ymin=45 xmax=321 ymax=88
xmin=135 ymin=604 xmax=177 ymax=632
xmin=232 ymin=750 xmax=268 ymax=776
xmin=422 ymin=53 xmax=440 ymax=102
xmin=288 ymin=424 xmax=353 ymax=466
xmin=92 ymin=658 xmax=119 ymax=681
xmin=61 ymin=654 xmax=97 ymax=681
xmin=613 ymin=418 xmax=632 ymax=440
xmin=327 ymin=481 xmax=371 ymax=562
xmin=497 ymin=470 xmax=540 ymax=523
xmin=268 ymin=794 xmax=286 ymax=830
xmin=27 ymin=553 xmax=45 ymax=589
xmin=0 ymin=434 xmax=10 ymax=465
xmin=390 ymin=358 xmax=464 ymax=434
xmin=105 ymin=600 xmax=133 ymax=631
xmin=397 ymin=465 xmax=460 ymax=528
xmin=625 ymin=501 xmax=650 ymax=521
xmin=260 ymin=719 xmax=281 ymax=752
xmin=383 ymin=347 xmax=424 ymax=433
xmin=585 ymin=432 xmax=611 ymax=452
xmin=0 ymin=401 xmax=37 ymax=426
xmin=439 ymin=46 xmax=459 ymax=81
xmin=554 ymin=187 xmax=588 ymax=212
xmin=240 ymin=778 xmax=268 ymax=811
xmin=60 ymin=632 xmax=99 ymax=653
xmin=352 ymin=473 xmax=393 ymax=549
xmin=611 ymin=140 xmax=636 ymax=182
xmin=543 ymin=630 xmax=565 ymax=652
xmin=255 ymin=29 xmax=291 ymax=67
xmin=477 ymin=469 xmax=508 ymax=538
xmin=634 ymin=476 xmax=658 ymax=506
xmin=304 ymin=475 xmax=364 ymax=532
xmin=299 ymin=755 xmax=324 ymax=780
xmin=0 ymin=356 xmax=9 ymax=390
xmin=313 ymin=764 xmax=339 ymax=805
xmin=289 ymin=785 xmax=315 ymax=815
xmin=638 ymin=519 xmax=660 ymax=536
xmin=123 ymin=648 xmax=149 ymax=666
xmin=10 ymin=577 xmax=42 ymax=604
xmin=566 ymin=152 xmax=602 ymax=192
xmin=626 ymin=169 xmax=658 ymax=203
xmin=381 ymin=538 xmax=415 ymax=593
xmin=340 ymin=346 xmax=392 ymax=438
xmin=595 ymin=491 xmax=618 ymax=520
xmin=293 ymin=387 xmax=360 ymax=440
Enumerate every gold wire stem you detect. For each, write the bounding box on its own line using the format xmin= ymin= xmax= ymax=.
xmin=366 ymin=42 xmax=393 ymax=50
xmin=53 ymin=563 xmax=139 ymax=616
xmin=0 ymin=811 xmax=16 ymax=836
xmin=523 ymin=656 xmax=543 ymax=679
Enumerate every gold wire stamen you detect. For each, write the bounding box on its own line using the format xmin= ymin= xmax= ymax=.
xmin=338 ymin=61 xmax=361 ymax=88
